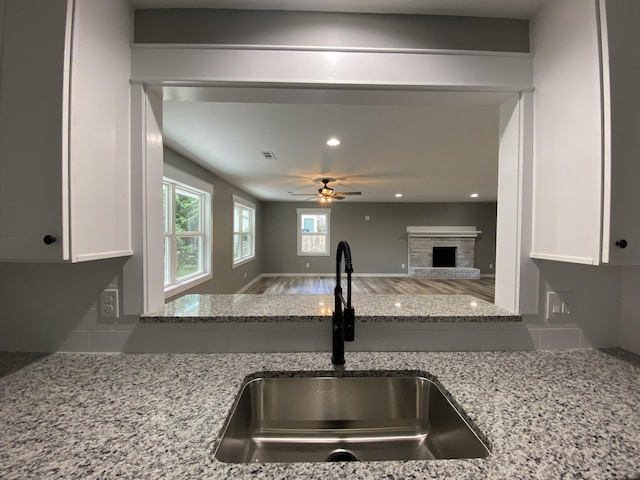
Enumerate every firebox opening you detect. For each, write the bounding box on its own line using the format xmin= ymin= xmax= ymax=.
xmin=433 ymin=246 xmax=457 ymax=267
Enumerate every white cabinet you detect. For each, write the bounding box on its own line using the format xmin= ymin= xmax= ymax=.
xmin=0 ymin=0 xmax=133 ymax=262
xmin=531 ymin=0 xmax=640 ymax=266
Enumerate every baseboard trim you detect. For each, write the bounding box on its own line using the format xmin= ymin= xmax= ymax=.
xmin=257 ymin=272 xmax=492 ymax=278
xmin=236 ymin=274 xmax=266 ymax=294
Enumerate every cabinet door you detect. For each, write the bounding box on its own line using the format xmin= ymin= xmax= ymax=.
xmin=0 ymin=0 xmax=70 ymax=260
xmin=601 ymin=0 xmax=640 ymax=265
xmin=67 ymin=0 xmax=132 ymax=262
xmin=530 ymin=0 xmax=604 ymax=265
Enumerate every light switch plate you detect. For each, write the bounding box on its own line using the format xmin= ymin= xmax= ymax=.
xmin=546 ymin=291 xmax=573 ymax=320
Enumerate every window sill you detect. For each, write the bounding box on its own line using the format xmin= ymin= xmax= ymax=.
xmin=297 ymin=252 xmax=330 ymax=257
xmin=165 ymin=272 xmax=212 ymax=300
xmin=233 ymin=256 xmax=255 ymax=268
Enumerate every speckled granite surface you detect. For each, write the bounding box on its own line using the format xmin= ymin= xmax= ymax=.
xmin=142 ymin=293 xmax=521 ymax=323
xmin=1 ymin=349 xmax=639 ymax=479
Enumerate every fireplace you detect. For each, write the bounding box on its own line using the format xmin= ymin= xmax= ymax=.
xmin=406 ymin=226 xmax=481 ymax=279
xmin=433 ymin=246 xmax=457 ymax=267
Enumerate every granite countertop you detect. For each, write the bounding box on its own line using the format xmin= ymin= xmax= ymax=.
xmin=1 ymin=349 xmax=639 ymax=479
xmin=142 ymin=293 xmax=521 ymax=323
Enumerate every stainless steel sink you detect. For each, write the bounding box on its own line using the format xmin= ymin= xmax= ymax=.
xmin=213 ymin=372 xmax=490 ymax=463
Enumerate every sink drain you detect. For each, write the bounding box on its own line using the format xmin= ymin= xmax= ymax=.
xmin=327 ymin=449 xmax=359 ymax=462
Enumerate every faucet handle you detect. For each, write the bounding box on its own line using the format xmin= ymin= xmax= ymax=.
xmin=344 ymin=307 xmax=355 ymax=342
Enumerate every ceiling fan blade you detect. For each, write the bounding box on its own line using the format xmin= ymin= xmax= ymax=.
xmin=289 ymin=178 xmax=362 ymax=201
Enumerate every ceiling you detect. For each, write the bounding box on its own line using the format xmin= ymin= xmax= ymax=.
xmin=139 ymin=0 xmax=544 ymax=203
xmin=164 ymin=88 xmax=512 ymax=203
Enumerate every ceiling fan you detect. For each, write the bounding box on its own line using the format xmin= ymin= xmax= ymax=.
xmin=290 ymin=178 xmax=362 ymax=203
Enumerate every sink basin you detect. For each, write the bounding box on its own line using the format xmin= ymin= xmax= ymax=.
xmin=214 ymin=371 xmax=490 ymax=463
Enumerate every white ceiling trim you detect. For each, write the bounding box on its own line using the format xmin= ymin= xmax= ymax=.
xmin=130 ymin=0 xmax=548 ymax=20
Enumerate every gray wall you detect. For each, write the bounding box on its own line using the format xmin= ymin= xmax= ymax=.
xmin=134 ymin=9 xmax=529 ymax=53
xmin=164 ymin=148 xmax=497 ymax=292
xmin=164 ymin=147 xmax=262 ymax=296
xmin=0 ymin=5 xmax=627 ymax=355
xmin=261 ymin=201 xmax=497 ymax=275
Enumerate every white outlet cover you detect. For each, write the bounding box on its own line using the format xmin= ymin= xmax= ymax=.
xmin=100 ymin=288 xmax=119 ymax=319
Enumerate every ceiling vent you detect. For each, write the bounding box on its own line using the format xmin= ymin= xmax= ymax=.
xmin=261 ymin=151 xmax=277 ymax=160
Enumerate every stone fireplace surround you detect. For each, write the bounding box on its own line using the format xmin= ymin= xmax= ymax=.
xmin=407 ymin=226 xmax=481 ymax=279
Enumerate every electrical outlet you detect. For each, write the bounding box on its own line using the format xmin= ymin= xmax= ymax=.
xmin=401 ymin=263 xmax=405 ymax=269
xmin=306 ymin=263 xmax=310 ymax=268
xmin=100 ymin=288 xmax=119 ymax=319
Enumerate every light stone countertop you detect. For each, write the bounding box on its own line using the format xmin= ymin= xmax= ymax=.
xmin=142 ymin=293 xmax=521 ymax=323
xmin=1 ymin=349 xmax=639 ymax=479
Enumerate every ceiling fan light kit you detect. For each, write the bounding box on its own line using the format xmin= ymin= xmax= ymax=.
xmin=290 ymin=178 xmax=362 ymax=203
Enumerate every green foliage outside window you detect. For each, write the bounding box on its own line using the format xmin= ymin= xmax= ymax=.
xmin=175 ymin=190 xmax=201 ymax=278
xmin=164 ymin=179 xmax=207 ymax=285
xmin=233 ymin=201 xmax=255 ymax=264
xmin=175 ymin=191 xmax=200 ymax=233
xmin=177 ymin=236 xmax=200 ymax=278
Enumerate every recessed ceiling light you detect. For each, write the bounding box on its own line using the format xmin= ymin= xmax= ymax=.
xmin=470 ymin=193 xmax=479 ymax=198
xmin=395 ymin=193 xmax=403 ymax=198
xmin=326 ymin=138 xmax=341 ymax=146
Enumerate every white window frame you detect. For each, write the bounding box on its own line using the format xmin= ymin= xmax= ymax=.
xmin=233 ymin=195 xmax=256 ymax=267
xmin=163 ymin=164 xmax=213 ymax=298
xmin=297 ymin=208 xmax=331 ymax=256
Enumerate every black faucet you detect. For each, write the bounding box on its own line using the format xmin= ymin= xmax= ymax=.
xmin=332 ymin=240 xmax=355 ymax=365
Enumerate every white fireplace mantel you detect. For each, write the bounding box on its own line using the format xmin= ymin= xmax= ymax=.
xmin=406 ymin=226 xmax=481 ymax=238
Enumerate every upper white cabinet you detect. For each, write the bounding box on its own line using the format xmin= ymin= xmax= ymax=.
xmin=0 ymin=0 xmax=133 ymax=262
xmin=531 ymin=0 xmax=640 ymax=266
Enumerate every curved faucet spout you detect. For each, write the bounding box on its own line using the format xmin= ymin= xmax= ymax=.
xmin=332 ymin=240 xmax=355 ymax=366
xmin=335 ymin=240 xmax=353 ymax=309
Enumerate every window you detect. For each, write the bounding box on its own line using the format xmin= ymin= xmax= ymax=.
xmin=163 ymin=164 xmax=213 ymax=297
xmin=233 ymin=196 xmax=255 ymax=266
xmin=297 ymin=208 xmax=331 ymax=256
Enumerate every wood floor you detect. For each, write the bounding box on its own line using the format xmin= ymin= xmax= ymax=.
xmin=244 ymin=276 xmax=495 ymax=303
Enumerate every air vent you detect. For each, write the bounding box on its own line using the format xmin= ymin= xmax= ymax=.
xmin=261 ymin=151 xmax=277 ymax=160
